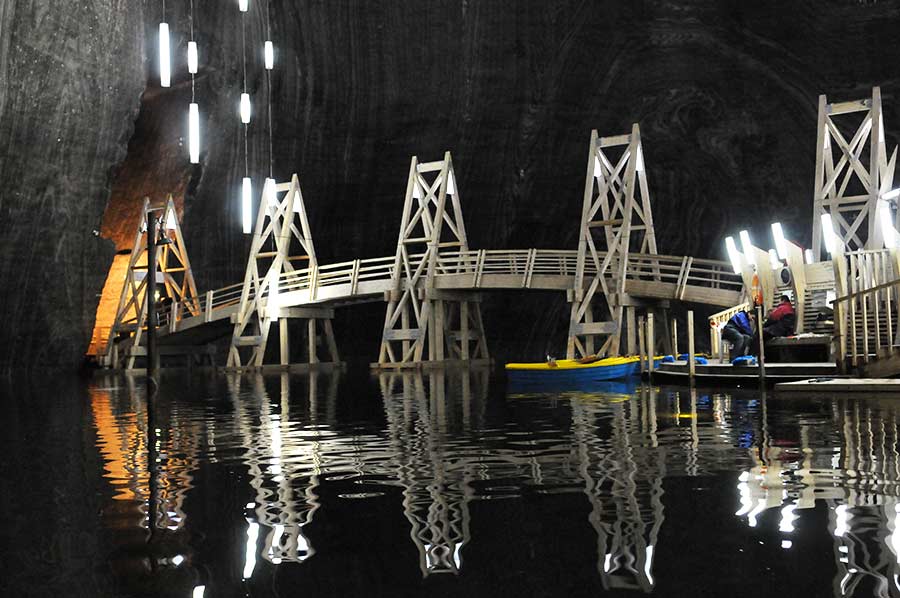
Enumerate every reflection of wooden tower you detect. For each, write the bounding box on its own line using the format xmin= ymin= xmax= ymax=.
xmin=811 ymin=87 xmax=897 ymax=259
xmin=103 ymin=197 xmax=200 ymax=369
xmin=378 ymin=152 xmax=489 ymax=368
xmin=227 ymin=176 xmax=339 ymax=369
xmin=568 ymin=125 xmax=660 ymax=359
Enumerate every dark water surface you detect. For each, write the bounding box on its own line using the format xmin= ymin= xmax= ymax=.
xmin=4 ymin=368 xmax=900 ymax=597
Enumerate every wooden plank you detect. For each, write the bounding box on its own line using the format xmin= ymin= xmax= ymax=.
xmin=383 ymin=328 xmax=423 ymax=341
xmin=570 ymin=321 xmax=617 ymax=336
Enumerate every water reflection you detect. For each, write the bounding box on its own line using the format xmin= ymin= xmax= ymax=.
xmin=78 ymin=370 xmax=900 ymax=597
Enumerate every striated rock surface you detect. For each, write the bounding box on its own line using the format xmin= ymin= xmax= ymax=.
xmin=4 ymin=0 xmax=900 ymax=370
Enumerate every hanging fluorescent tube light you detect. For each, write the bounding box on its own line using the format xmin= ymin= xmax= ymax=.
xmin=159 ymin=23 xmax=171 ymax=87
xmin=884 ymin=188 xmax=900 ymax=201
xmin=166 ymin=209 xmax=177 ymax=230
xmin=188 ymin=103 xmax=200 ymax=164
xmin=739 ymin=230 xmax=755 ymax=266
xmin=264 ymin=41 xmax=274 ymax=70
xmin=239 ymin=0 xmax=249 ymax=11
xmin=593 ymin=156 xmax=602 ymax=180
xmin=771 ymin=222 xmax=788 ymax=260
xmin=240 ymin=93 xmax=251 ymax=124
xmin=188 ymin=41 xmax=198 ymax=74
xmin=242 ymin=177 xmax=253 ymax=234
xmin=820 ymin=213 xmax=839 ymax=255
xmin=265 ymin=177 xmax=278 ymax=209
xmin=725 ymin=236 xmax=742 ymax=274
xmin=446 ymin=172 xmax=456 ymax=195
xmin=768 ymin=249 xmax=781 ymax=270
xmin=879 ymin=200 xmax=897 ymax=249
xmin=805 ymin=249 xmax=814 ymax=264
xmin=412 ymin=181 xmax=423 ymax=200
xmin=635 ymin=147 xmax=644 ymax=172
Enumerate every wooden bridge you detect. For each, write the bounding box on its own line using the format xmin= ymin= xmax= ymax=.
xmin=96 ymin=124 xmax=744 ymax=371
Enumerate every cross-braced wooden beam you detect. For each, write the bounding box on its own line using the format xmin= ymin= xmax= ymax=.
xmin=567 ymin=124 xmax=659 ymax=359
xmin=103 ymin=196 xmax=200 ymax=369
xmin=812 ymin=87 xmax=898 ymax=260
xmin=378 ymin=152 xmax=489 ymax=367
xmin=227 ymin=174 xmax=338 ymax=369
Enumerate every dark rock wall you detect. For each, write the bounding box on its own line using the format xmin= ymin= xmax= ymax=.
xmin=4 ymin=0 xmax=900 ymax=370
xmin=0 ymin=0 xmax=147 ymax=373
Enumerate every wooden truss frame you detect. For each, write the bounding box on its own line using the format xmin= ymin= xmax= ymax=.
xmin=378 ymin=152 xmax=488 ymax=367
xmin=567 ymin=124 xmax=659 ymax=359
xmin=812 ymin=86 xmax=897 ymax=259
xmin=227 ymin=174 xmax=339 ymax=369
xmin=104 ymin=196 xmax=200 ymax=368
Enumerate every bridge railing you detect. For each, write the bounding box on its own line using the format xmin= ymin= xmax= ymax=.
xmin=626 ymin=253 xmax=742 ymax=292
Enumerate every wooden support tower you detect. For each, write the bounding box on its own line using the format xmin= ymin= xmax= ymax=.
xmin=811 ymin=87 xmax=897 ymax=260
xmin=567 ymin=124 xmax=659 ymax=359
xmin=104 ymin=196 xmax=201 ymax=369
xmin=377 ymin=152 xmax=488 ymax=368
xmin=227 ymin=175 xmax=339 ymax=369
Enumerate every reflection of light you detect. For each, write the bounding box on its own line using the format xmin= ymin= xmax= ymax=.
xmin=748 ymin=499 xmax=766 ymax=528
xmin=779 ymin=503 xmax=797 ymax=533
xmin=891 ymin=510 xmax=900 ymax=563
xmin=781 ymin=540 xmax=792 ymax=549
xmin=738 ymin=471 xmax=750 ymax=482
xmin=246 ymin=502 xmax=255 ymax=509
xmin=271 ymin=523 xmax=285 ymax=554
xmin=192 ymin=586 xmax=205 ymax=598
xmin=835 ymin=505 xmax=850 ymax=537
xmin=453 ymin=542 xmax=462 ymax=568
xmin=839 ymin=546 xmax=848 ymax=553
xmin=172 ymin=554 xmax=184 ymax=566
xmin=603 ymin=553 xmax=612 ymax=572
xmin=243 ymin=520 xmax=259 ymax=579
xmin=297 ymin=532 xmax=309 ymax=554
xmin=645 ymin=544 xmax=655 ymax=585
xmin=735 ymin=480 xmax=753 ymax=516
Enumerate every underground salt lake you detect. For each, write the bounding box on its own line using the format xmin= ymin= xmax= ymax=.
xmin=3 ymin=367 xmax=900 ymax=598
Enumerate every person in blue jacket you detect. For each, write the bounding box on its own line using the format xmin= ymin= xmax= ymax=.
xmin=721 ymin=310 xmax=755 ymax=360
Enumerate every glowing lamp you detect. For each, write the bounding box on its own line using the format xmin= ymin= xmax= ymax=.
xmin=884 ymin=188 xmax=900 ymax=200
xmin=240 ymin=93 xmax=251 ymax=124
xmin=264 ymin=41 xmax=274 ymax=70
xmin=188 ymin=41 xmax=198 ymax=74
xmin=771 ymin=222 xmax=788 ymax=260
xmin=159 ymin=23 xmax=171 ymax=87
xmin=188 ymin=103 xmax=200 ymax=164
xmin=242 ymin=177 xmax=253 ymax=234
xmin=635 ymin=147 xmax=644 ymax=172
xmin=166 ymin=209 xmax=177 ymax=230
xmin=593 ymin=156 xmax=602 ymax=180
xmin=879 ymin=200 xmax=897 ymax=249
xmin=264 ymin=178 xmax=278 ymax=209
xmin=739 ymin=230 xmax=755 ymax=266
xmin=239 ymin=0 xmax=249 ymax=11
xmin=768 ymin=249 xmax=781 ymax=270
xmin=446 ymin=172 xmax=456 ymax=195
xmin=192 ymin=587 xmax=206 ymax=598
xmin=725 ymin=236 xmax=741 ymax=274
xmin=412 ymin=181 xmax=423 ymax=200
xmin=804 ymin=249 xmax=814 ymax=264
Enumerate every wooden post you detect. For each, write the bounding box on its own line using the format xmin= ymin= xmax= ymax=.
xmin=671 ymin=319 xmax=678 ymax=357
xmin=687 ymin=310 xmax=696 ymax=381
xmin=638 ymin=315 xmax=646 ymax=375
xmin=647 ymin=313 xmax=655 ymax=377
xmin=626 ymin=306 xmax=637 ymax=355
xmin=205 ymin=290 xmax=213 ymax=322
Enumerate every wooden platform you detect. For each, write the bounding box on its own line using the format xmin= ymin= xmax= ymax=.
xmin=652 ymin=360 xmax=840 ymax=383
xmin=776 ymin=378 xmax=900 ymax=393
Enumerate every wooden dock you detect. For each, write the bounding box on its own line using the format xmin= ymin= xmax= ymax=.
xmin=652 ymin=360 xmax=840 ymax=384
xmin=776 ymin=378 xmax=900 ymax=393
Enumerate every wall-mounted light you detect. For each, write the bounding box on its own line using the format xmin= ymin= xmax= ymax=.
xmin=725 ymin=236 xmax=741 ymax=274
xmin=820 ymin=213 xmax=840 ymax=255
xmin=804 ymin=249 xmax=814 ymax=264
xmin=240 ymin=93 xmax=251 ymax=124
xmin=739 ymin=230 xmax=755 ymax=266
xmin=771 ymin=222 xmax=788 ymax=260
xmin=264 ymin=41 xmax=274 ymax=70
xmin=242 ymin=177 xmax=253 ymax=234
xmin=188 ymin=103 xmax=200 ymax=164
xmin=188 ymin=41 xmax=198 ymax=74
xmin=159 ymin=23 xmax=171 ymax=87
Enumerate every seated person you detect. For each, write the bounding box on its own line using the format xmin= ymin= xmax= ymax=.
xmin=761 ymin=294 xmax=796 ymax=341
xmin=721 ymin=310 xmax=754 ymax=360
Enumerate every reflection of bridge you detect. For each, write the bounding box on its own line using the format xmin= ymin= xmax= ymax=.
xmin=94 ymin=125 xmax=742 ymax=371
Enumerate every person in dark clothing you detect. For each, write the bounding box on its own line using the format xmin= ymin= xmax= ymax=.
xmin=762 ymin=294 xmax=796 ymax=340
xmin=721 ymin=310 xmax=755 ymax=359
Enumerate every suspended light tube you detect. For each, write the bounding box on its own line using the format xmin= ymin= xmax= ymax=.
xmin=771 ymin=222 xmax=789 ymax=260
xmin=725 ymin=236 xmax=742 ymax=274
xmin=805 ymin=249 xmax=815 ymax=264
xmin=265 ymin=177 xmax=278 ymax=209
xmin=240 ymin=93 xmax=251 ymax=124
xmin=739 ymin=230 xmax=755 ymax=266
xmin=264 ymin=41 xmax=274 ymax=70
xmin=884 ymin=188 xmax=900 ymax=201
xmin=159 ymin=23 xmax=171 ymax=87
xmin=820 ymin=213 xmax=840 ymax=255
xmin=768 ymin=249 xmax=781 ymax=270
xmin=188 ymin=41 xmax=198 ymax=74
xmin=188 ymin=103 xmax=200 ymax=164
xmin=446 ymin=172 xmax=456 ymax=195
xmin=239 ymin=0 xmax=249 ymax=11
xmin=242 ymin=178 xmax=253 ymax=234
xmin=879 ymin=200 xmax=897 ymax=249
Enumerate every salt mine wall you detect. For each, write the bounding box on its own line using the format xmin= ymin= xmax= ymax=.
xmin=2 ymin=0 xmax=900 ymax=372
